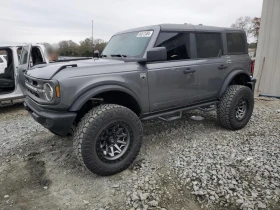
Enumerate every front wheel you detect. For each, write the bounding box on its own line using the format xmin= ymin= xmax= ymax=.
xmin=73 ymin=104 xmax=143 ymax=176
xmin=217 ymin=85 xmax=254 ymax=130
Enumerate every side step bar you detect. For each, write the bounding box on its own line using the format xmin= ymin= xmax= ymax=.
xmin=158 ymin=111 xmax=182 ymax=121
xmin=141 ymin=101 xmax=218 ymax=121
xmin=197 ymin=104 xmax=216 ymax=112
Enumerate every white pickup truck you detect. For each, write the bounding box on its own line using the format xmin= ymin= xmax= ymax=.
xmin=0 ymin=44 xmax=92 ymax=106
xmin=0 ymin=44 xmax=49 ymax=105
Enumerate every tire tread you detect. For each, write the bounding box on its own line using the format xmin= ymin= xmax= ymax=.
xmin=217 ymin=85 xmax=253 ymax=130
xmin=73 ymin=104 xmax=143 ymax=176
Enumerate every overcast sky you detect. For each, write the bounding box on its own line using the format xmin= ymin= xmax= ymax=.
xmin=0 ymin=0 xmax=263 ymax=45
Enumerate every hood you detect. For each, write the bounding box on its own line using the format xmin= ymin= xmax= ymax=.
xmin=26 ymin=58 xmax=125 ymax=80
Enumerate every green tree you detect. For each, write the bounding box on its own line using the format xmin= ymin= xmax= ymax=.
xmin=79 ymin=38 xmax=107 ymax=57
xmin=231 ymin=16 xmax=253 ymax=38
xmin=93 ymin=38 xmax=107 ymax=53
xmin=58 ymin=40 xmax=79 ymax=56
xmin=57 ymin=38 xmax=107 ymax=57
xmin=251 ymin=17 xmax=261 ymax=41
xmin=79 ymin=38 xmax=93 ymax=57
xmin=248 ymin=42 xmax=257 ymax=48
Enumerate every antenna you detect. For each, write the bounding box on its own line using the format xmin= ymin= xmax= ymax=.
xmin=92 ymin=20 xmax=94 ymax=51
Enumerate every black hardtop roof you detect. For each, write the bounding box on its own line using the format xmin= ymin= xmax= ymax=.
xmin=160 ymin=23 xmax=242 ymax=31
xmin=116 ymin=23 xmax=244 ymax=35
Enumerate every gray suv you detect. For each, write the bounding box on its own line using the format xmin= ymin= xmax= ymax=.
xmin=23 ymin=24 xmax=256 ymax=176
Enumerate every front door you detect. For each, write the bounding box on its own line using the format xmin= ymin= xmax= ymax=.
xmin=18 ymin=44 xmax=32 ymax=94
xmin=146 ymin=32 xmax=199 ymax=112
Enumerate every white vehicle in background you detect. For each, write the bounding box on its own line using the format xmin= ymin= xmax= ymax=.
xmin=0 ymin=44 xmax=93 ymax=106
xmin=0 ymin=55 xmax=7 ymax=74
xmin=0 ymin=44 xmax=49 ymax=106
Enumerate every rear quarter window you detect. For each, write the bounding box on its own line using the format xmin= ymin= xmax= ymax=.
xmin=226 ymin=33 xmax=246 ymax=54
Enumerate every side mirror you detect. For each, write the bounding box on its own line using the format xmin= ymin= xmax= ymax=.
xmin=93 ymin=50 xmax=100 ymax=58
xmin=146 ymin=47 xmax=167 ymax=62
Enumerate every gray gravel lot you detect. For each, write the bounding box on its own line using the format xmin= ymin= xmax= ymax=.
xmin=0 ymin=98 xmax=279 ymax=210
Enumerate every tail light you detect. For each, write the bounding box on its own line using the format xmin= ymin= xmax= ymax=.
xmin=250 ymin=59 xmax=255 ymax=75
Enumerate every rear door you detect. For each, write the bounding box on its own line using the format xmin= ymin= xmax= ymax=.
xmin=18 ymin=44 xmax=32 ymax=93
xmin=194 ymin=33 xmax=227 ymax=102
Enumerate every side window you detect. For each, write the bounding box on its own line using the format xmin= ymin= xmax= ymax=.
xmin=31 ymin=47 xmax=44 ymax=65
xmin=195 ymin=33 xmax=222 ymax=58
xmin=20 ymin=48 xmax=29 ymax=65
xmin=0 ymin=57 xmax=3 ymax=63
xmin=226 ymin=33 xmax=246 ymax=53
xmin=17 ymin=47 xmax=22 ymax=61
xmin=155 ymin=32 xmax=190 ymax=61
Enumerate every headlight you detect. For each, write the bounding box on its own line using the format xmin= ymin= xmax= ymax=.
xmin=43 ymin=83 xmax=54 ymax=101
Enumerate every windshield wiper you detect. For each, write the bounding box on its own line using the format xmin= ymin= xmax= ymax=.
xmin=110 ymin=54 xmax=127 ymax=58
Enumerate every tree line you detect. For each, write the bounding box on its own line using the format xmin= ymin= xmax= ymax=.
xmin=47 ymin=38 xmax=108 ymax=57
xmin=231 ymin=16 xmax=261 ymax=48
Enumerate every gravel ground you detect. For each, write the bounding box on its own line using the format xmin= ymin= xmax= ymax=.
xmin=0 ymin=98 xmax=279 ymax=210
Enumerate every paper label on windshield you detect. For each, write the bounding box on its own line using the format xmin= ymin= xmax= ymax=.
xmin=137 ymin=31 xmax=153 ymax=37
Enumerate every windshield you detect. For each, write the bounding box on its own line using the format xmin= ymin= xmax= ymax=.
xmin=101 ymin=31 xmax=153 ymax=58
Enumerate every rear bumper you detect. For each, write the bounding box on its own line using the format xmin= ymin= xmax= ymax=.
xmin=24 ymin=97 xmax=76 ymax=136
xmin=250 ymin=76 xmax=256 ymax=92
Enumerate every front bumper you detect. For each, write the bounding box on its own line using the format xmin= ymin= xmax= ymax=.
xmin=24 ymin=97 xmax=76 ymax=136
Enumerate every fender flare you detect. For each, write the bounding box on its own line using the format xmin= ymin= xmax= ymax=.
xmin=69 ymin=85 xmax=142 ymax=112
xmin=218 ymin=70 xmax=251 ymax=98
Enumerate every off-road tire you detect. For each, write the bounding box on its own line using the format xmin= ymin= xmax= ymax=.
xmin=73 ymin=104 xmax=143 ymax=176
xmin=217 ymin=85 xmax=254 ymax=130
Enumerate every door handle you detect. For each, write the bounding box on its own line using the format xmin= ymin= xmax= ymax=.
xmin=183 ymin=68 xmax=196 ymax=74
xmin=218 ymin=64 xmax=228 ymax=70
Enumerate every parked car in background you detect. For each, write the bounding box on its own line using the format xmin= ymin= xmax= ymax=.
xmin=0 ymin=55 xmax=7 ymax=74
xmin=23 ymin=23 xmax=256 ymax=176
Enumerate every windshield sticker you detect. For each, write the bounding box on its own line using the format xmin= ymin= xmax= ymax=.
xmin=137 ymin=31 xmax=153 ymax=37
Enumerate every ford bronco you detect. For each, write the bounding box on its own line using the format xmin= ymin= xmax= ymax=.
xmin=23 ymin=24 xmax=256 ymax=176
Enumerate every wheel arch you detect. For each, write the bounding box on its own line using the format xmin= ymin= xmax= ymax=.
xmin=219 ymin=70 xmax=252 ymax=98
xmin=69 ymin=85 xmax=142 ymax=116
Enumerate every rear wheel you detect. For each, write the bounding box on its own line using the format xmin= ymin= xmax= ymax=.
xmin=217 ymin=85 xmax=254 ymax=130
xmin=73 ymin=104 xmax=143 ymax=176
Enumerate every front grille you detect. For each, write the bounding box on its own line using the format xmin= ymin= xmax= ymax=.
xmin=26 ymin=78 xmax=39 ymax=87
xmin=24 ymin=74 xmax=60 ymax=105
xmin=24 ymin=75 xmax=45 ymax=100
xmin=33 ymin=80 xmax=38 ymax=86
